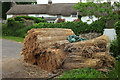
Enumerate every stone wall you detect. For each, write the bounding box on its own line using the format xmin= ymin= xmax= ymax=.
xmin=79 ymin=32 xmax=102 ymax=40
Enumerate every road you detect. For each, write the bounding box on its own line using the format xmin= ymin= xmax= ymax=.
xmin=0 ymin=39 xmax=53 ymax=79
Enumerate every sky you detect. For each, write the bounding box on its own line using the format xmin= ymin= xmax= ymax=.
xmin=37 ymin=0 xmax=119 ymax=4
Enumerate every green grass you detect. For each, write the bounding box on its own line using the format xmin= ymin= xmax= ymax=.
xmin=59 ymin=67 xmax=105 ymax=79
xmin=1 ymin=36 xmax=24 ymax=43
xmin=58 ymin=61 xmax=120 ymax=79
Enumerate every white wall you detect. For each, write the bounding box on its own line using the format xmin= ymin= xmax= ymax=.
xmin=29 ymin=14 xmax=78 ymax=22
xmin=7 ymin=15 xmax=13 ymax=19
xmin=37 ymin=0 xmax=81 ymax=4
xmin=28 ymin=14 xmax=57 ymax=17
xmin=7 ymin=14 xmax=98 ymax=24
xmin=37 ymin=0 xmax=120 ymax=4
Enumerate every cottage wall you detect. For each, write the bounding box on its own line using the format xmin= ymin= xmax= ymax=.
xmin=7 ymin=14 xmax=78 ymax=22
xmin=7 ymin=15 xmax=13 ymax=19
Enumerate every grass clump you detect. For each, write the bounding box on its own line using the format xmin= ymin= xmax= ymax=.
xmin=59 ymin=67 xmax=105 ymax=79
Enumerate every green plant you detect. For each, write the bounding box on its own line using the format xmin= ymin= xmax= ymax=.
xmin=14 ymin=16 xmax=45 ymax=23
xmin=111 ymin=21 xmax=120 ymax=61
xmin=2 ymin=18 xmax=25 ymax=37
xmin=110 ymin=39 xmax=120 ymax=61
xmin=59 ymin=67 xmax=105 ymax=78
xmin=105 ymin=61 xmax=120 ymax=78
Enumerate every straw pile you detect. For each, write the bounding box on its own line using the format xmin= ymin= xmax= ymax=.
xmin=63 ymin=35 xmax=115 ymax=71
xmin=21 ymin=28 xmax=74 ymax=72
xmin=21 ymin=28 xmax=115 ymax=72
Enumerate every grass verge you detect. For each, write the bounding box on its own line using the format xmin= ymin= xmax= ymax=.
xmin=1 ymin=36 xmax=24 ymax=43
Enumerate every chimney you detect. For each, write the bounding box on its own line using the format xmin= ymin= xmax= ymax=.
xmin=48 ymin=0 xmax=52 ymax=4
xmin=11 ymin=1 xmax=16 ymax=7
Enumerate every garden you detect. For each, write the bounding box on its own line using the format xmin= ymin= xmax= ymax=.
xmin=2 ymin=2 xmax=120 ymax=79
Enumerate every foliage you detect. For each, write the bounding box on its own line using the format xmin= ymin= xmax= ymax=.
xmin=110 ymin=39 xmax=120 ymax=61
xmin=57 ymin=18 xmax=65 ymax=23
xmin=112 ymin=21 xmax=120 ymax=61
xmin=73 ymin=19 xmax=80 ymax=22
xmin=59 ymin=67 xmax=105 ymax=78
xmin=14 ymin=16 xmax=45 ymax=23
xmin=2 ymin=2 xmax=11 ymax=19
xmin=105 ymin=61 xmax=120 ymax=78
xmin=2 ymin=18 xmax=25 ymax=37
xmin=73 ymin=2 xmax=113 ymax=19
xmin=2 ymin=17 xmax=105 ymax=38
xmin=59 ymin=61 xmax=120 ymax=79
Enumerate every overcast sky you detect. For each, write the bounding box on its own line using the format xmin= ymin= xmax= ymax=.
xmin=37 ymin=0 xmax=119 ymax=4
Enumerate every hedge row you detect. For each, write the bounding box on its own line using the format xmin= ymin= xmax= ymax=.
xmin=2 ymin=16 xmax=106 ymax=38
xmin=2 ymin=18 xmax=25 ymax=37
xmin=110 ymin=21 xmax=120 ymax=60
xmin=16 ymin=19 xmax=105 ymax=38
xmin=14 ymin=16 xmax=45 ymax=23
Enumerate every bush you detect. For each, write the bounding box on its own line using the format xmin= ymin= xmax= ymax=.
xmin=105 ymin=61 xmax=120 ymax=78
xmin=2 ymin=18 xmax=25 ymax=37
xmin=2 ymin=17 xmax=105 ymax=38
xmin=110 ymin=21 xmax=120 ymax=61
xmin=57 ymin=18 xmax=65 ymax=23
xmin=110 ymin=39 xmax=120 ymax=60
xmin=14 ymin=16 xmax=45 ymax=23
xmin=73 ymin=19 xmax=80 ymax=22
xmin=59 ymin=67 xmax=105 ymax=78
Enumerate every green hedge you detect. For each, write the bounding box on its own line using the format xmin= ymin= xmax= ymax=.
xmin=110 ymin=21 xmax=120 ymax=60
xmin=2 ymin=17 xmax=105 ymax=38
xmin=17 ymin=19 xmax=105 ymax=38
xmin=2 ymin=18 xmax=25 ymax=37
xmin=14 ymin=16 xmax=45 ymax=23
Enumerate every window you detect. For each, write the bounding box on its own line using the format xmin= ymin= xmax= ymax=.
xmin=72 ymin=15 xmax=77 ymax=17
xmin=57 ymin=15 xmax=61 ymax=18
xmin=35 ymin=14 xmax=39 ymax=17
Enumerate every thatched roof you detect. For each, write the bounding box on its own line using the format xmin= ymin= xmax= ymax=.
xmin=6 ymin=3 xmax=77 ymax=16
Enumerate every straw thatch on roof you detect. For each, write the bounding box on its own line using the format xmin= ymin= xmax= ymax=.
xmin=6 ymin=3 xmax=77 ymax=16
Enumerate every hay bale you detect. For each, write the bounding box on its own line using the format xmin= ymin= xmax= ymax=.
xmin=21 ymin=28 xmax=74 ymax=72
xmin=63 ymin=35 xmax=115 ymax=71
xmin=21 ymin=28 xmax=115 ymax=72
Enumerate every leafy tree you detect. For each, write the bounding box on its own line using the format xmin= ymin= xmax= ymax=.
xmin=2 ymin=2 xmax=11 ymax=19
xmin=2 ymin=2 xmax=37 ymax=19
xmin=73 ymin=2 xmax=113 ymax=21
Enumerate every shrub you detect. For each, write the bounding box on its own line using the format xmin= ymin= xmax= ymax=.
xmin=59 ymin=67 xmax=105 ymax=78
xmin=110 ymin=21 xmax=120 ymax=60
xmin=2 ymin=18 xmax=25 ymax=37
xmin=105 ymin=61 xmax=120 ymax=78
xmin=57 ymin=18 xmax=65 ymax=23
xmin=2 ymin=17 xmax=105 ymax=38
xmin=110 ymin=39 xmax=120 ymax=60
xmin=14 ymin=16 xmax=45 ymax=23
xmin=73 ymin=19 xmax=80 ymax=22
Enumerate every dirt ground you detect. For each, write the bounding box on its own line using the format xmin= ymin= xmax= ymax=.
xmin=2 ymin=57 xmax=59 ymax=78
xmin=1 ymin=39 xmax=61 ymax=79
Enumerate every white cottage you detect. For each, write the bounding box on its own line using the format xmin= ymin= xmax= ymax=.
xmin=6 ymin=0 xmax=80 ymax=23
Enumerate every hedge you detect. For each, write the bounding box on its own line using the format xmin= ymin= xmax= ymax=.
xmin=2 ymin=18 xmax=25 ymax=37
xmin=17 ymin=19 xmax=105 ymax=38
xmin=110 ymin=21 xmax=120 ymax=60
xmin=2 ymin=17 xmax=106 ymax=38
xmin=14 ymin=16 xmax=45 ymax=23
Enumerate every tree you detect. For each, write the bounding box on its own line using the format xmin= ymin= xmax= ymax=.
xmin=73 ymin=2 xmax=113 ymax=21
xmin=2 ymin=2 xmax=37 ymax=20
xmin=2 ymin=2 xmax=11 ymax=19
